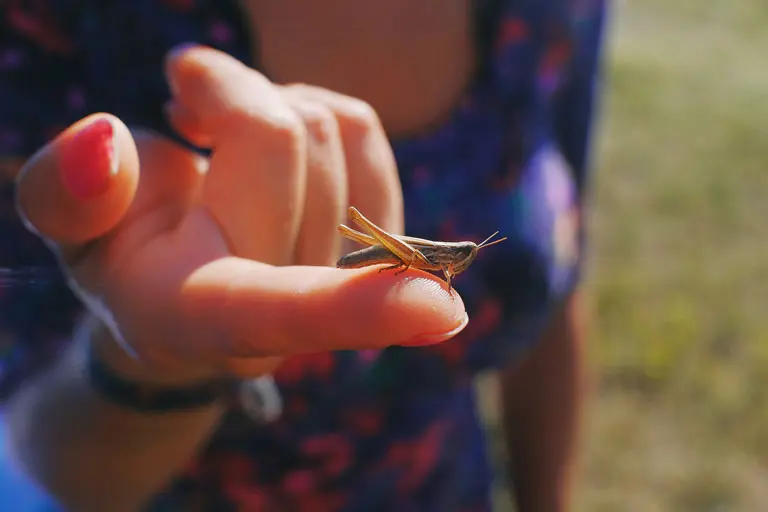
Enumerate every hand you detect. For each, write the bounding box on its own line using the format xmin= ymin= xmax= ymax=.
xmin=14 ymin=46 xmax=468 ymax=386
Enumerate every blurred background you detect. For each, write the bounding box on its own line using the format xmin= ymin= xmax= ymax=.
xmin=480 ymin=1 xmax=768 ymax=510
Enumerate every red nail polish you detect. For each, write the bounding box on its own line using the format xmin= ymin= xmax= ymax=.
xmin=59 ymin=117 xmax=118 ymax=200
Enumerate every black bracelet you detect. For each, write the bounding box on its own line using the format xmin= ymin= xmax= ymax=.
xmin=86 ymin=344 xmax=238 ymax=413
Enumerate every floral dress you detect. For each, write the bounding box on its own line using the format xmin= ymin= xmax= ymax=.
xmin=0 ymin=0 xmax=607 ymax=510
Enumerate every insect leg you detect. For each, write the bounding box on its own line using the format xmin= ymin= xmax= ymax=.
xmin=394 ymin=252 xmax=422 ymax=275
xmin=379 ymin=262 xmax=404 ymax=273
xmin=442 ymin=268 xmax=454 ymax=293
xmin=337 ymin=224 xmax=377 ymax=247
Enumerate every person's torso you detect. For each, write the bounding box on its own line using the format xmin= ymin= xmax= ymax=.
xmin=241 ymin=0 xmax=475 ymax=137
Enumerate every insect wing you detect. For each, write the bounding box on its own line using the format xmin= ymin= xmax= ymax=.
xmin=347 ymin=207 xmax=430 ymax=266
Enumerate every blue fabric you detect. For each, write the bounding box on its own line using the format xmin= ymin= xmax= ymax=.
xmin=0 ymin=416 xmax=61 ymax=511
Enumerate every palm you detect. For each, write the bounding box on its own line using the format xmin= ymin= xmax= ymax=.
xmin=89 ymin=135 xmax=255 ymax=375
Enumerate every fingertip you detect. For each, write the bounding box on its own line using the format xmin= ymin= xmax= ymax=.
xmin=163 ymin=44 xmax=273 ymax=132
xmin=16 ymin=113 xmax=139 ymax=244
xmin=164 ymin=44 xmax=240 ymax=98
xmin=367 ymin=270 xmax=468 ymax=345
xmin=292 ymin=266 xmax=469 ymax=350
xmin=164 ymin=43 xmax=204 ymax=96
xmin=164 ymin=43 xmax=241 ymax=75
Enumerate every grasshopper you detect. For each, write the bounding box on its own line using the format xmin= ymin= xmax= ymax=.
xmin=336 ymin=206 xmax=507 ymax=292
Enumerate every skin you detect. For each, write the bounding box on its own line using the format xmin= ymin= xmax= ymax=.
xmin=502 ymin=290 xmax=587 ymax=512
xmin=5 ymin=1 xmax=587 ymax=510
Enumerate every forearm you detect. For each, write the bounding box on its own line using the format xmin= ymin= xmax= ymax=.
xmin=5 ymin=321 xmax=225 ymax=512
xmin=500 ymin=290 xmax=587 ymax=512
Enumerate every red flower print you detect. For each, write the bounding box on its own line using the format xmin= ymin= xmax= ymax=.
xmin=284 ymin=395 xmax=309 ymax=417
xmin=5 ymin=2 xmax=75 ymax=54
xmin=162 ymin=0 xmax=196 ymax=11
xmin=342 ymin=408 xmax=383 ymax=436
xmin=275 ymin=353 xmax=336 ymax=385
xmin=429 ymin=297 xmax=501 ymax=366
xmin=297 ymin=491 xmax=347 ymax=512
xmin=216 ymin=452 xmax=256 ymax=484
xmin=496 ymin=18 xmax=529 ymax=51
xmin=224 ymin=482 xmax=269 ymax=510
xmin=281 ymin=469 xmax=317 ymax=495
xmin=302 ymin=433 xmax=352 ymax=478
xmin=375 ymin=422 xmax=449 ymax=495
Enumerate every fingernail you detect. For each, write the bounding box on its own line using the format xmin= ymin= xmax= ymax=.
xmin=401 ymin=312 xmax=469 ymax=347
xmin=59 ymin=117 xmax=118 ymax=201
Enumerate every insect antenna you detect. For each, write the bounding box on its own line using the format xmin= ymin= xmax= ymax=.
xmin=476 ymin=231 xmax=507 ymax=250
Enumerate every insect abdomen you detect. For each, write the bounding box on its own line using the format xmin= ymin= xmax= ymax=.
xmin=336 ymin=246 xmax=402 ymax=269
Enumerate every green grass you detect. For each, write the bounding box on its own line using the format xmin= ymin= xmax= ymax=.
xmin=483 ymin=1 xmax=768 ymax=510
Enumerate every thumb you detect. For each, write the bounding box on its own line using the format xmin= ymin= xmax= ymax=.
xmin=15 ymin=113 xmax=139 ymax=246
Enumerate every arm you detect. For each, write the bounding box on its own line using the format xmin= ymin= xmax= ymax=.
xmin=5 ymin=317 xmax=225 ymax=512
xmin=498 ymin=2 xmax=608 ymax=509
xmin=499 ymin=290 xmax=588 ymax=512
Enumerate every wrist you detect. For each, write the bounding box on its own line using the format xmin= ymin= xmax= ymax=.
xmin=80 ymin=316 xmax=237 ymax=412
xmin=80 ymin=315 xmax=284 ymax=422
xmin=85 ymin=315 xmax=219 ymax=387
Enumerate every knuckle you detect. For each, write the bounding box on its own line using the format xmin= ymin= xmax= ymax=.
xmin=280 ymin=83 xmax=381 ymax=140
xmin=229 ymin=104 xmax=307 ymax=152
xmin=266 ymin=108 xmax=307 ymax=143
xmin=295 ymin=102 xmax=339 ymax=145
xmin=338 ymin=98 xmax=381 ymax=137
xmin=282 ymin=82 xmax=314 ymax=96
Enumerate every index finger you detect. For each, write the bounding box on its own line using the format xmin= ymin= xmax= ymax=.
xmin=179 ymin=258 xmax=469 ymax=359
